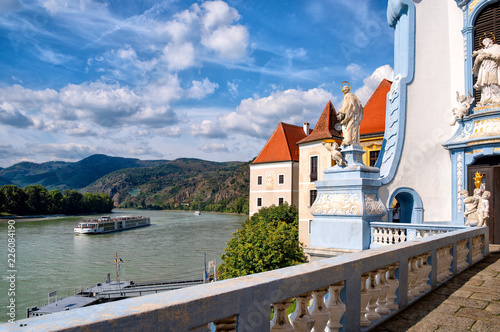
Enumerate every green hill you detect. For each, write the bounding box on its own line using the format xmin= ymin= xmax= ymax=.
xmin=0 ymin=154 xmax=167 ymax=190
xmin=0 ymin=155 xmax=250 ymax=214
xmin=84 ymin=158 xmax=250 ymax=213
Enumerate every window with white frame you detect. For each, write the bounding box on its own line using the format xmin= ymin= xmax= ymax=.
xmin=257 ymin=197 xmax=262 ymax=207
xmin=278 ymin=197 xmax=284 ymax=206
xmin=278 ymin=174 xmax=284 ymax=184
xmin=257 ymin=175 xmax=262 ymax=185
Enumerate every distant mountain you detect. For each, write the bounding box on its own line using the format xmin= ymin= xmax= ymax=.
xmin=84 ymin=158 xmax=250 ymax=212
xmin=0 ymin=154 xmax=168 ymax=190
xmin=0 ymin=154 xmax=250 ymax=213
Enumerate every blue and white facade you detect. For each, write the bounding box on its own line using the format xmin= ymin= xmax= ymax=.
xmin=309 ymin=0 xmax=500 ymax=254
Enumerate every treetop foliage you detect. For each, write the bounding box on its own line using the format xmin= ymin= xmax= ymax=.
xmin=218 ymin=203 xmax=305 ymax=280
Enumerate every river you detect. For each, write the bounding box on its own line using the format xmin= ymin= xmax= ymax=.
xmin=0 ymin=209 xmax=246 ymax=323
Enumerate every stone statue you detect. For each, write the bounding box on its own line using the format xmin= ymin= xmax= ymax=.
xmin=472 ymin=36 xmax=500 ymax=106
xmin=337 ymin=81 xmax=363 ymax=146
xmin=478 ymin=190 xmax=490 ymax=227
xmin=461 ymin=187 xmax=490 ymax=227
xmin=450 ymin=91 xmax=473 ymax=125
xmin=323 ymin=141 xmax=346 ymax=166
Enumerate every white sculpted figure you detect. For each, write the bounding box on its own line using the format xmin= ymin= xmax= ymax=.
xmin=322 ymin=141 xmax=346 ymax=166
xmin=450 ymin=91 xmax=474 ymax=125
xmin=337 ymin=81 xmax=363 ymax=146
xmin=461 ymin=187 xmax=490 ymax=227
xmin=472 ymin=36 xmax=500 ymax=106
xmin=477 ymin=191 xmax=491 ymax=227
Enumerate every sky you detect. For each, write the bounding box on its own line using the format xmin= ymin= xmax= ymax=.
xmin=0 ymin=0 xmax=394 ymax=168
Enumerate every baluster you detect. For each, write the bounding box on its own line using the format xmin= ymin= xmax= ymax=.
xmin=409 ymin=257 xmax=420 ymax=298
xmin=371 ymin=227 xmax=377 ymax=245
xmin=423 ymin=229 xmax=430 ymax=238
xmin=394 ymin=229 xmax=400 ymax=243
xmin=416 ymin=230 xmax=422 ymax=239
xmin=366 ymin=271 xmax=382 ymax=322
xmin=388 ymin=228 xmax=394 ymax=244
xmin=325 ymin=281 xmax=345 ymax=332
xmin=457 ymin=239 xmax=468 ymax=270
xmin=407 ymin=259 xmax=415 ymax=301
xmin=472 ymin=235 xmax=484 ymax=262
xmin=308 ymin=287 xmax=329 ymax=332
xmin=271 ymin=299 xmax=294 ymax=332
xmin=412 ymin=256 xmax=424 ymax=295
xmin=360 ymin=274 xmax=371 ymax=327
xmin=290 ymin=292 xmax=314 ymax=332
xmin=444 ymin=244 xmax=453 ymax=278
xmin=386 ymin=264 xmax=399 ymax=310
xmin=379 ymin=228 xmax=386 ymax=244
xmin=376 ymin=268 xmax=390 ymax=316
xmin=436 ymin=247 xmax=445 ymax=283
xmin=420 ymin=252 xmax=431 ymax=291
xmin=214 ymin=315 xmax=237 ymax=332
xmin=400 ymin=230 xmax=407 ymax=242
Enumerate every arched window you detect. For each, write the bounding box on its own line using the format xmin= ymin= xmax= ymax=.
xmin=473 ymin=2 xmax=500 ymax=102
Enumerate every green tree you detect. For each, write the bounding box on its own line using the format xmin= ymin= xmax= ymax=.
xmin=218 ymin=203 xmax=305 ymax=280
xmin=48 ymin=189 xmax=64 ymax=214
xmin=63 ymin=190 xmax=84 ymax=214
xmin=0 ymin=185 xmax=28 ymax=215
xmin=24 ymin=185 xmax=50 ymax=214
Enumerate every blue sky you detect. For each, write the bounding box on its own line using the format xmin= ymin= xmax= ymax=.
xmin=0 ymin=0 xmax=394 ymax=167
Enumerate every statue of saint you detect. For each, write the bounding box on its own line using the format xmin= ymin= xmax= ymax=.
xmin=337 ymin=81 xmax=363 ymax=146
xmin=472 ymin=36 xmax=500 ymax=106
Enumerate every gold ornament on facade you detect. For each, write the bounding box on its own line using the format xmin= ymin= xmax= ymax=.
xmin=474 ymin=171 xmax=483 ymax=189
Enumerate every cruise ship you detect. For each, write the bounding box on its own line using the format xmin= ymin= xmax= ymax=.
xmin=74 ymin=216 xmax=150 ymax=234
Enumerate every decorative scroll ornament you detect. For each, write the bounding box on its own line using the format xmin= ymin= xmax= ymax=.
xmin=450 ymin=91 xmax=473 ymax=126
xmin=312 ymin=193 xmax=360 ymax=216
xmin=457 ymin=154 xmax=463 ymax=213
xmin=364 ymin=194 xmax=384 ymax=215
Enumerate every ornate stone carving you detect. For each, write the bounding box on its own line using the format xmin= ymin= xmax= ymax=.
xmin=453 ymin=122 xmax=473 ymax=142
xmin=462 ymin=182 xmax=491 ymax=227
xmin=337 ymin=81 xmax=363 ymax=147
xmin=450 ymin=91 xmax=473 ymax=125
xmin=457 ymin=154 xmax=463 ymax=213
xmin=364 ymin=194 xmax=384 ymax=215
xmin=323 ymin=141 xmax=346 ymax=166
xmin=472 ymin=37 xmax=500 ymax=106
xmin=312 ymin=193 xmax=360 ymax=215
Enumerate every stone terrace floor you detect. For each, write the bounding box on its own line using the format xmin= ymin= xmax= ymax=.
xmin=373 ymin=246 xmax=500 ymax=332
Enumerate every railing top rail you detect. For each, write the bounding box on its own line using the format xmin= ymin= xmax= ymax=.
xmin=370 ymin=222 xmax=468 ymax=230
xmin=5 ymin=227 xmax=487 ymax=332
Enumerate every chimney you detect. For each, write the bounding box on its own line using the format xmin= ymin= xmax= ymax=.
xmin=303 ymin=122 xmax=310 ymax=135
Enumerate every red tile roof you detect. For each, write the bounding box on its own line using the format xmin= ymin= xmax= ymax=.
xmin=297 ymin=101 xmax=342 ymax=145
xmin=360 ymin=79 xmax=391 ymax=135
xmin=252 ymin=122 xmax=306 ymax=164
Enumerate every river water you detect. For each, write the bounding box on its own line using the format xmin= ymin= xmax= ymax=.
xmin=0 ymin=209 xmax=246 ymax=323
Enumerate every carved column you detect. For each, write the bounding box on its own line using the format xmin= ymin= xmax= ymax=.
xmin=386 ymin=264 xmax=399 ymax=310
xmin=308 ymin=287 xmax=329 ymax=332
xmin=360 ymin=274 xmax=371 ymax=327
xmin=325 ymin=281 xmax=345 ymax=332
xmin=271 ymin=299 xmax=294 ymax=332
xmin=366 ymin=271 xmax=382 ymax=322
xmin=290 ymin=292 xmax=314 ymax=332
xmin=376 ymin=268 xmax=391 ymax=316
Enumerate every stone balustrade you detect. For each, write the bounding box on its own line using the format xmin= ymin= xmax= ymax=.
xmin=370 ymin=222 xmax=467 ymax=247
xmin=4 ymin=227 xmax=488 ymax=332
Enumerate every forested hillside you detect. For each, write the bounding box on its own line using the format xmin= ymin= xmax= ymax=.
xmin=1 ymin=155 xmax=251 ymax=214
xmin=0 ymin=154 xmax=167 ymax=190
xmin=85 ymin=158 xmax=250 ymax=214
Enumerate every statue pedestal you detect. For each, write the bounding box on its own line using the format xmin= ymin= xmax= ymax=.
xmin=310 ymin=146 xmax=386 ymax=250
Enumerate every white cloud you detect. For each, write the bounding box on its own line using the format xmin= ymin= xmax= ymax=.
xmin=154 ymin=126 xmax=182 ymax=137
xmin=190 ymin=120 xmax=226 ymax=138
xmin=27 ymin=142 xmax=100 ymax=159
xmin=201 ymin=0 xmax=240 ymax=31
xmin=128 ymin=105 xmax=177 ymax=128
xmin=0 ymin=102 xmax=33 ymax=128
xmin=161 ymin=42 xmax=196 ymax=71
xmin=346 ymin=63 xmax=366 ymax=81
xmin=218 ymin=88 xmax=336 ymax=138
xmin=0 ymin=85 xmax=58 ymax=111
xmin=227 ymin=80 xmax=239 ymax=98
xmin=199 ymin=143 xmax=229 ymax=153
xmin=186 ymin=78 xmax=218 ymax=99
xmin=202 ymin=25 xmax=248 ymax=60
xmin=353 ymin=64 xmax=394 ymax=104
xmin=143 ymin=74 xmax=183 ymax=105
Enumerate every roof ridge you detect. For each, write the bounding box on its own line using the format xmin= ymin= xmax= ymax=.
xmin=364 ymin=79 xmax=392 ymax=110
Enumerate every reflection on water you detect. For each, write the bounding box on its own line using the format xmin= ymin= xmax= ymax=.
xmin=0 ymin=209 xmax=245 ymax=322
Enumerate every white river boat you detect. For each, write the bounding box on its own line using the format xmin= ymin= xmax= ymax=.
xmin=74 ymin=215 xmax=150 ymax=234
